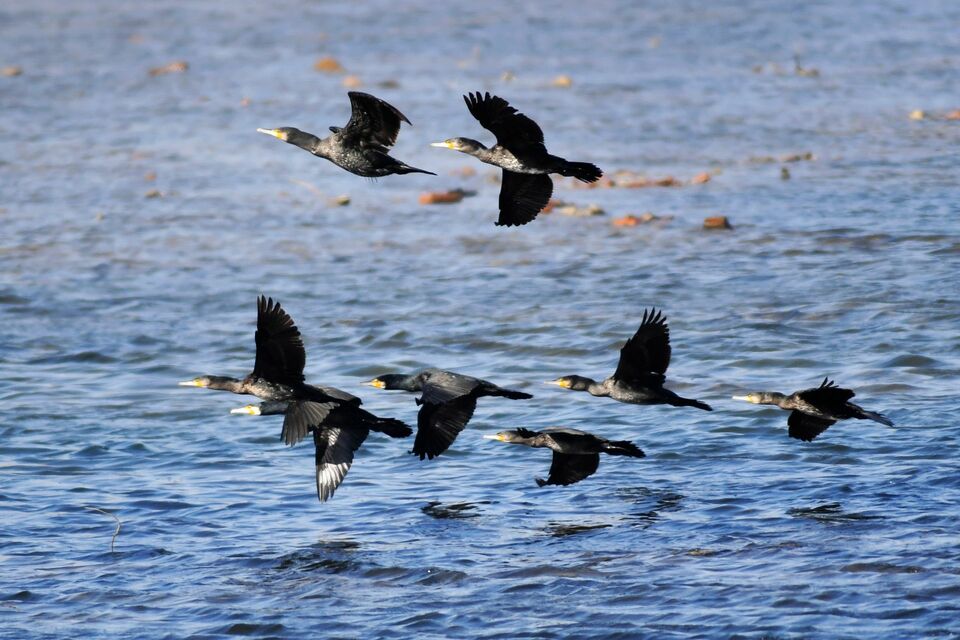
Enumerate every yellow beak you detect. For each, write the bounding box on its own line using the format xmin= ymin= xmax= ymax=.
xmin=545 ymin=379 xmax=571 ymax=389
xmin=363 ymin=379 xmax=386 ymax=389
xmin=482 ymin=434 xmax=505 ymax=441
xmin=230 ymin=405 xmax=261 ymax=415
xmin=178 ymin=379 xmax=205 ymax=387
xmin=257 ymin=128 xmax=287 ymax=141
xmin=430 ymin=141 xmax=453 ymax=148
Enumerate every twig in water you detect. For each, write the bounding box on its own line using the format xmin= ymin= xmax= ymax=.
xmin=85 ymin=506 xmax=121 ymax=553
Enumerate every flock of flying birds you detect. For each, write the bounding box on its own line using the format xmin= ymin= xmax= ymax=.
xmin=180 ymin=91 xmax=894 ymax=502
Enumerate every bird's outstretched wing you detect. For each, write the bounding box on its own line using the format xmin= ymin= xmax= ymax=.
xmin=252 ymin=296 xmax=306 ymax=386
xmin=537 ymin=453 xmax=600 ymax=487
xmin=281 ymin=400 xmax=337 ymax=446
xmin=612 ymin=309 xmax=671 ymax=383
xmin=464 ymin=92 xmax=546 ymax=153
xmin=314 ymin=426 xmax=369 ymax=502
xmin=341 ymin=92 xmax=411 ymax=149
xmin=496 ymin=171 xmax=553 ymax=227
xmin=787 ymin=410 xmax=836 ymax=442
xmin=798 ymin=377 xmax=856 ymax=408
xmin=413 ymin=395 xmax=478 ymax=460
xmin=419 ymin=371 xmax=481 ymax=405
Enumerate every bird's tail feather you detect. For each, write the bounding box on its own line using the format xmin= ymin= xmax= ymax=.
xmin=492 ymin=388 xmax=533 ymax=400
xmin=860 ymin=410 xmax=894 ymax=427
xmin=397 ymin=164 xmax=436 ymax=176
xmin=363 ymin=413 xmax=413 ymax=438
xmin=672 ymin=396 xmax=713 ymax=411
xmin=602 ymin=440 xmax=646 ymax=458
xmin=558 ymin=161 xmax=602 ymax=183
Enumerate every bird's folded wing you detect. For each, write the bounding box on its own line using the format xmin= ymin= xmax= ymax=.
xmin=282 ymin=400 xmax=338 ymax=446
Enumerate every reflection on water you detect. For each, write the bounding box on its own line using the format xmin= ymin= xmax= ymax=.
xmin=787 ymin=503 xmax=882 ymax=524
xmin=421 ymin=501 xmax=485 ymax=519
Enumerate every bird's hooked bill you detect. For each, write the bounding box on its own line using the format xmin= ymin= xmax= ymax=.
xmin=363 ymin=379 xmax=386 ymax=388
xmin=482 ymin=434 xmax=504 ymax=441
xmin=178 ymin=379 xmax=203 ymax=387
xmin=430 ymin=141 xmax=452 ymax=148
xmin=230 ymin=405 xmax=261 ymax=415
xmin=731 ymin=395 xmax=749 ymax=401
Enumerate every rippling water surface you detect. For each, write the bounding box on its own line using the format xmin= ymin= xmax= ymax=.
xmin=2 ymin=1 xmax=960 ymax=638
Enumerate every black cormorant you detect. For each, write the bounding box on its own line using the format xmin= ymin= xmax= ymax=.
xmin=733 ymin=377 xmax=894 ymax=441
xmin=431 ymin=92 xmax=602 ymax=226
xmin=258 ymin=92 xmax=434 ymax=177
xmin=364 ymin=368 xmax=533 ymax=459
xmin=548 ymin=309 xmax=712 ymax=411
xmin=179 ymin=296 xmax=410 ymax=447
xmin=230 ymin=400 xmax=409 ymax=501
xmin=484 ymin=427 xmax=645 ymax=486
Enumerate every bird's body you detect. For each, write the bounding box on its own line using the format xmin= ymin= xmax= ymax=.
xmin=180 ymin=296 xmax=411 ymax=501
xmin=258 ymin=92 xmax=434 ymax=177
xmin=734 ymin=378 xmax=894 ymax=442
xmin=549 ymin=309 xmax=712 ymax=411
xmin=485 ymin=427 xmax=645 ymax=487
xmin=365 ymin=368 xmax=532 ymax=459
xmin=432 ymin=92 xmax=602 ymax=226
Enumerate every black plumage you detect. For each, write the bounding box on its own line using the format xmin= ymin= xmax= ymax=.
xmin=365 ymin=368 xmax=532 ymax=459
xmin=258 ymin=92 xmax=434 ymax=177
xmin=180 ymin=295 xmax=410 ymax=446
xmin=431 ymin=92 xmax=602 ymax=226
xmin=484 ymin=427 xmax=645 ymax=487
xmin=734 ymin=377 xmax=894 ymax=442
xmin=549 ymin=309 xmax=712 ymax=411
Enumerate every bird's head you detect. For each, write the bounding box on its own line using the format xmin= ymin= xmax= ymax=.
xmin=257 ymin=127 xmax=317 ymax=150
xmin=546 ymin=375 xmax=593 ymax=391
xmin=362 ymin=373 xmax=414 ymax=391
xmin=430 ymin=137 xmax=484 ymax=154
xmin=483 ymin=428 xmax=538 ymax=443
xmin=732 ymin=391 xmax=783 ymax=405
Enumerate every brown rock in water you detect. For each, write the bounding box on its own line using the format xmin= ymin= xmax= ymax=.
xmin=945 ymin=109 xmax=960 ymax=121
xmin=1 ymin=65 xmax=23 ymax=77
xmin=690 ymin=172 xmax=711 ymax=185
xmin=144 ymin=189 xmax=163 ymax=198
xmin=551 ymin=75 xmax=573 ymax=88
xmin=781 ymin=152 xmax=814 ymax=162
xmin=556 ymin=203 xmax=604 ymax=217
xmin=541 ymin=199 xmax=562 ymax=213
xmin=149 ymin=61 xmax=188 ymax=76
xmin=329 ymin=195 xmax=351 ymax=206
xmin=613 ymin=212 xmax=670 ymax=227
xmin=342 ymin=75 xmax=362 ymax=88
xmin=703 ymin=216 xmax=732 ymax=230
xmin=419 ymin=189 xmax=475 ymax=205
xmin=450 ymin=166 xmax=477 ymax=178
xmin=314 ymin=56 xmax=344 ymax=73
xmin=780 ymin=167 xmax=791 ymax=180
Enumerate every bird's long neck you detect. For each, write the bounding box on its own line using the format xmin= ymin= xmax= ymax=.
xmin=580 ymin=378 xmax=609 ymax=397
xmin=392 ymin=373 xmax=426 ymax=392
xmin=761 ymin=392 xmax=790 ymax=408
xmin=466 ymin=144 xmax=498 ymax=164
xmin=293 ymin=130 xmax=325 ymax=156
xmin=208 ymin=376 xmax=246 ymax=394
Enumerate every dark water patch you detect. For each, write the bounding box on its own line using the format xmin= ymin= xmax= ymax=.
xmin=787 ymin=503 xmax=881 ymax=524
xmin=841 ymin=562 xmax=923 ymax=574
xmin=421 ymin=501 xmax=484 ymax=519
xmin=544 ymin=522 xmax=613 ymax=537
xmin=219 ymin=622 xmax=287 ymax=636
xmin=28 ymin=351 xmax=118 ymax=365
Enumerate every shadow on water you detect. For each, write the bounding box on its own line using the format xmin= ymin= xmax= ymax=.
xmin=616 ymin=487 xmax=685 ymax=528
xmin=544 ymin=522 xmax=613 ymax=538
xmin=787 ymin=502 xmax=882 ymax=524
xmin=273 ymin=539 xmax=361 ymax=574
xmin=420 ymin=501 xmax=488 ymax=520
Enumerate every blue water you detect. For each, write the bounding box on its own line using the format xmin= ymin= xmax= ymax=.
xmin=2 ymin=1 xmax=960 ymax=637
